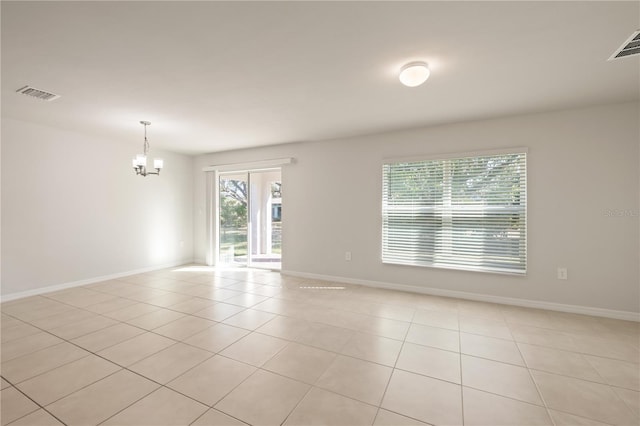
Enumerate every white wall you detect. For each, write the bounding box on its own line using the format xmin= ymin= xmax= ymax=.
xmin=194 ymin=102 xmax=640 ymax=314
xmin=1 ymin=118 xmax=194 ymax=297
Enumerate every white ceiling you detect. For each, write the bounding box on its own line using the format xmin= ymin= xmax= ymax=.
xmin=2 ymin=1 xmax=639 ymax=155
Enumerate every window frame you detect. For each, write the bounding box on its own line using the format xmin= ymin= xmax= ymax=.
xmin=381 ymin=147 xmax=528 ymax=275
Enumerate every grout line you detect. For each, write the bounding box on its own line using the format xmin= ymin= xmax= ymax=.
xmin=14 ymin=327 xmax=221 ymax=425
xmin=458 ymin=311 xmax=465 ymax=426
xmin=277 ymin=380 xmax=314 ymax=426
xmin=512 ymin=329 xmax=555 ymax=425
xmin=94 ymin=380 xmax=163 ymax=425
xmin=1 ymin=376 xmax=70 ymax=426
xmin=375 ymin=308 xmax=413 ymax=424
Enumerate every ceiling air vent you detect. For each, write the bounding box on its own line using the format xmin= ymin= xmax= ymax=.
xmin=16 ymin=85 xmax=61 ymax=101
xmin=609 ymin=30 xmax=640 ymax=60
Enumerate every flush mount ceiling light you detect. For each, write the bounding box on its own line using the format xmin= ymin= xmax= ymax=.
xmin=132 ymin=121 xmax=163 ymax=177
xmin=399 ymin=61 xmax=430 ymax=87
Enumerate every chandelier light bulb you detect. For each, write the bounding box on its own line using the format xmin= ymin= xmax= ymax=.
xmin=399 ymin=62 xmax=430 ymax=87
xmin=135 ymin=154 xmax=147 ymax=167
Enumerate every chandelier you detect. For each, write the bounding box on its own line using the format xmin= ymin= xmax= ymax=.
xmin=132 ymin=121 xmax=163 ymax=176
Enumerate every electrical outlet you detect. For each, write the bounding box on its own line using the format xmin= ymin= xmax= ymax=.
xmin=345 ymin=251 xmax=352 ymax=261
xmin=557 ymin=267 xmax=568 ymax=280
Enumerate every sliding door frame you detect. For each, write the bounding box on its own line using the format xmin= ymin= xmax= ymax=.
xmin=203 ymin=158 xmax=293 ymax=267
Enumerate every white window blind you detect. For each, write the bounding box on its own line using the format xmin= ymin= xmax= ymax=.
xmin=382 ymin=151 xmax=527 ymax=274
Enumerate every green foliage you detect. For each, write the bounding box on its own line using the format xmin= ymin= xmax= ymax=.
xmin=450 ymin=154 xmax=523 ymax=205
xmin=385 ymin=161 xmax=444 ymax=206
xmin=220 ymin=177 xmax=248 ymax=231
xmin=220 ymin=197 xmax=247 ymax=230
xmin=384 ymin=154 xmax=523 ymax=206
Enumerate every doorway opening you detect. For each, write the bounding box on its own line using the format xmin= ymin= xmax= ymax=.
xmin=218 ymin=169 xmax=282 ymax=270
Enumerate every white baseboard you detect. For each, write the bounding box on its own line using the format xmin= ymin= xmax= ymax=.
xmin=1 ymin=259 xmax=195 ymax=303
xmin=281 ymin=270 xmax=640 ymax=322
xmin=4 ymin=263 xmax=637 ymax=322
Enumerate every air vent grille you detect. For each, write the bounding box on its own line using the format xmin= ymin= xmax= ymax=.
xmin=609 ymin=30 xmax=640 ymax=60
xmin=16 ymin=85 xmax=61 ymax=101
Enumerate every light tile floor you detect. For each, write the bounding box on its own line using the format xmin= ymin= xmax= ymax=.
xmin=1 ymin=265 xmax=639 ymax=426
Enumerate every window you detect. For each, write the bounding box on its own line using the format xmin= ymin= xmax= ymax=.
xmin=382 ymin=150 xmax=527 ymax=274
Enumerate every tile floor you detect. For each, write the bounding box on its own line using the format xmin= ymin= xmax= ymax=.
xmin=1 ymin=265 xmax=639 ymax=426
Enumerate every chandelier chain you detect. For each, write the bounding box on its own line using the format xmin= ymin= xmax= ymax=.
xmin=143 ymin=123 xmax=150 ymax=156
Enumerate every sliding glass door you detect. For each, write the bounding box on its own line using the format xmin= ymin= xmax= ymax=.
xmin=219 ymin=173 xmax=249 ymax=265
xmin=218 ymin=169 xmax=282 ymax=269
